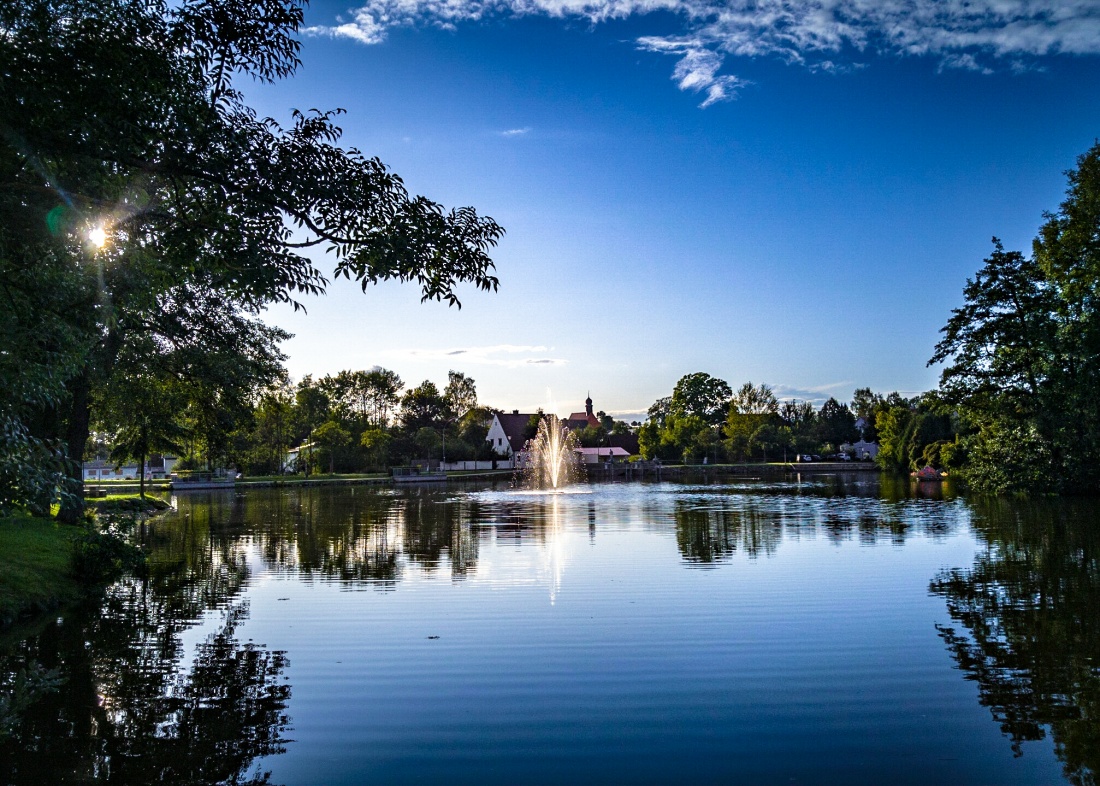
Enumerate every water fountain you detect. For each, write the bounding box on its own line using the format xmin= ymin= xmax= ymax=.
xmin=522 ymin=414 xmax=583 ymax=490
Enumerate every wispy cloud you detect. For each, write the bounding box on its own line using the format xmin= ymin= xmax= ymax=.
xmin=772 ymin=380 xmax=853 ymax=404
xmin=306 ymin=1 xmax=1100 ymax=106
xmin=391 ymin=344 xmax=568 ymax=367
xmin=500 ymin=126 xmax=532 ymax=136
xmin=637 ymin=37 xmax=750 ymax=106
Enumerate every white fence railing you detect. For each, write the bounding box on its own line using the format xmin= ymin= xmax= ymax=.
xmin=440 ymin=460 xmax=514 ymax=471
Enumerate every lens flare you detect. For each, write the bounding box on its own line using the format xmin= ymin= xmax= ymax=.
xmin=88 ymin=226 xmax=107 ymax=248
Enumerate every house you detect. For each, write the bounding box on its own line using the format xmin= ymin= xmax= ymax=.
xmin=608 ymin=432 xmax=640 ymax=455
xmin=82 ymin=454 xmax=177 ymax=481
xmin=575 ymin=447 xmax=631 ymax=464
xmin=485 ymin=411 xmax=536 ymax=464
xmin=841 ymin=439 xmax=879 ymax=460
xmin=485 ymin=398 xmax=642 ymax=466
xmin=283 ymin=441 xmax=315 ymax=472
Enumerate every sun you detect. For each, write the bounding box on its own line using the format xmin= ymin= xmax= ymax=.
xmin=88 ymin=226 xmax=107 ymax=248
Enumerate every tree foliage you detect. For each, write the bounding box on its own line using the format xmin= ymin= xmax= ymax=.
xmin=0 ymin=0 xmax=504 ymax=515
xmin=444 ymin=371 xmax=478 ymax=419
xmin=931 ymin=142 xmax=1100 ymax=492
xmin=670 ymin=373 xmax=732 ymax=427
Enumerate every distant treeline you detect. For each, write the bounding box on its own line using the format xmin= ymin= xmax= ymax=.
xmin=635 ymin=375 xmax=956 ymax=471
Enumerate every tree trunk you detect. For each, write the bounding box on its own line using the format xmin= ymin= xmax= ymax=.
xmin=58 ymin=367 xmax=91 ymax=525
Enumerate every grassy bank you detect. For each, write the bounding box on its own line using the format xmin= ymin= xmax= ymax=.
xmin=1 ymin=495 xmax=166 ymax=626
xmin=0 ymin=516 xmax=83 ymax=626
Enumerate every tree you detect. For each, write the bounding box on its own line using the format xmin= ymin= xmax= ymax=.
xmin=931 ymin=142 xmax=1100 ymax=492
xmin=359 ymin=427 xmax=393 ymax=470
xmin=664 ymin=412 xmax=712 ymax=463
xmin=0 ymin=242 xmax=92 ymax=514
xmin=729 ymin=382 xmax=778 ymax=416
xmin=638 ymin=420 xmax=661 ymax=460
xmin=851 ymin=387 xmax=884 ymax=441
xmin=816 ymin=397 xmax=857 ymax=451
xmin=362 ymin=368 xmax=404 ymax=428
xmin=725 ymin=383 xmax=779 ymax=461
xmin=312 ymin=420 xmax=352 ymax=474
xmin=443 ymin=371 xmax=477 ymax=419
xmin=242 ymin=385 xmax=295 ymax=474
xmin=646 ymin=397 xmax=672 ymax=429
xmin=96 ymin=362 xmax=187 ymax=499
xmin=774 ymin=400 xmax=817 ymax=456
xmin=413 ymin=427 xmax=441 ymax=460
xmin=577 ymin=424 xmax=608 ymax=448
xmin=293 ymin=377 xmax=332 ymax=440
xmin=399 ymin=381 xmax=447 ymax=432
xmin=874 ymin=394 xmax=959 ymax=473
xmin=0 ymin=0 xmax=503 ymax=520
xmin=670 ymin=373 xmax=732 ymax=427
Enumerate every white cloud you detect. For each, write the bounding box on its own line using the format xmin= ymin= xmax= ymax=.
xmin=305 ymin=1 xmax=1100 ymax=106
xmin=638 ymin=37 xmax=750 ymax=105
xmin=501 ymin=126 xmax=533 ymax=136
xmin=772 ymin=380 xmax=853 ymax=404
xmin=393 ymin=344 xmax=568 ymax=367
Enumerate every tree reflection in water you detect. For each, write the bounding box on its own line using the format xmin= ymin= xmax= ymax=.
xmin=930 ymin=497 xmax=1100 ymax=786
xmin=673 ymin=481 xmax=958 ymax=565
xmin=0 ymin=501 xmax=291 ymax=786
xmin=675 ymin=501 xmax=783 ymax=563
xmin=10 ymin=479 xmax=1090 ymax=784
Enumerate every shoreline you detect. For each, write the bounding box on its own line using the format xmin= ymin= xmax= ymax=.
xmin=1 ymin=496 xmax=170 ymax=628
xmin=84 ymin=463 xmax=880 ymax=494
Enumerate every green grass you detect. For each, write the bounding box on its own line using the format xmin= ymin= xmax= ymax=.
xmin=237 ymin=472 xmax=388 ymax=483
xmin=0 ymin=516 xmax=84 ymax=625
xmin=86 ymin=494 xmax=170 ymax=514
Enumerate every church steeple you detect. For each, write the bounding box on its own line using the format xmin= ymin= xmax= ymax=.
xmin=585 ymin=393 xmax=593 ymax=418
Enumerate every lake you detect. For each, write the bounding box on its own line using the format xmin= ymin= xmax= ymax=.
xmin=1 ymin=474 xmax=1097 ymax=785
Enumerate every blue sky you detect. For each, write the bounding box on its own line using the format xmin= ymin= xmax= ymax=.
xmin=254 ymin=0 xmax=1100 ymax=420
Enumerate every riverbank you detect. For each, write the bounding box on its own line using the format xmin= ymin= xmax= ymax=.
xmin=86 ymin=470 xmax=517 ymax=493
xmin=83 ymin=463 xmax=879 ymax=495
xmin=641 ymin=461 xmax=882 ymax=477
xmin=1 ymin=495 xmax=170 ymax=626
xmin=0 ymin=516 xmax=84 ymax=626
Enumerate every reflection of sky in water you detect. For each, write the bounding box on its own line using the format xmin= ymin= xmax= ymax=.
xmin=6 ymin=479 xmax=1085 ymax=786
xmin=170 ymin=480 xmax=1057 ymax=786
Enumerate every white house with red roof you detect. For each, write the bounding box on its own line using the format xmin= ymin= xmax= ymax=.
xmin=485 ymin=410 xmax=536 ymax=466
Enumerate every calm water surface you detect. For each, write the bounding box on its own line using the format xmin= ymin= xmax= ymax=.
xmin=2 ymin=474 xmax=1098 ymax=785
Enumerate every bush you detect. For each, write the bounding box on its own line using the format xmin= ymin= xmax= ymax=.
xmin=70 ymin=517 xmax=145 ymax=584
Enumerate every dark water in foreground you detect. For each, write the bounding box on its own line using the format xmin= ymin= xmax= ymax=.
xmin=2 ymin=475 xmax=1098 ymax=785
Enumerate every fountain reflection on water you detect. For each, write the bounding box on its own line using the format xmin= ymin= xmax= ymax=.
xmin=521 ymin=413 xmax=584 ymax=491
